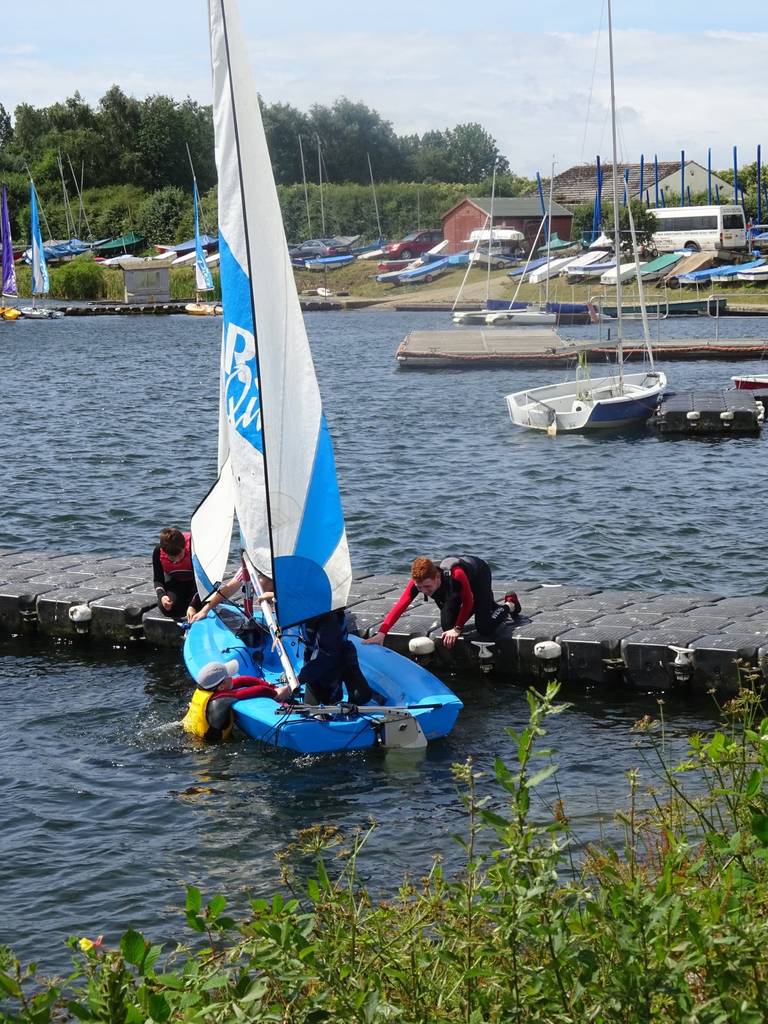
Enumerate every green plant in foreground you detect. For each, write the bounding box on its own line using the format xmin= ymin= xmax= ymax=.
xmin=4 ymin=685 xmax=768 ymax=1022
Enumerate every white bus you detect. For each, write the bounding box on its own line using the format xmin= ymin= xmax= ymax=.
xmin=649 ymin=205 xmax=746 ymax=254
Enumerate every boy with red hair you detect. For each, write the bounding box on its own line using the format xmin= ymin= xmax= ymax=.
xmin=365 ymin=555 xmax=519 ymax=650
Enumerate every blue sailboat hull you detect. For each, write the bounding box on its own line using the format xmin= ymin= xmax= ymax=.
xmin=183 ymin=606 xmax=463 ymax=754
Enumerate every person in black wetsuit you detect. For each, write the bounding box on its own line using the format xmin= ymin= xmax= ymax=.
xmin=365 ymin=555 xmax=520 ymax=650
xmin=152 ymin=526 xmax=202 ymax=620
xmin=299 ymin=610 xmax=384 ymax=706
xmin=187 ymin=566 xmax=383 ymax=708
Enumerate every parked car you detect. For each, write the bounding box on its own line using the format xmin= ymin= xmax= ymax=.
xmin=288 ymin=238 xmax=344 ymax=260
xmin=382 ymin=229 xmax=444 ymax=261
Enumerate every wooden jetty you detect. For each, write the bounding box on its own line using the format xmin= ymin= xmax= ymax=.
xmin=396 ymin=329 xmax=768 ymax=368
xmin=29 ymin=296 xmax=349 ymax=317
xmin=2 ymin=547 xmax=768 ymax=696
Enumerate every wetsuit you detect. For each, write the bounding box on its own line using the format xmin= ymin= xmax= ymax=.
xmin=152 ymin=531 xmax=202 ymax=618
xmin=182 ymin=676 xmax=280 ymax=743
xmin=379 ymin=555 xmax=510 ymax=637
xmin=299 ymin=610 xmax=377 ymax=706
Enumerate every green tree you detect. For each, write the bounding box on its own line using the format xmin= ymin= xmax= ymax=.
xmin=135 ymin=185 xmax=187 ymax=245
xmin=446 ymin=122 xmax=509 ymax=182
xmin=0 ymin=103 xmax=12 ymax=148
xmin=603 ymin=200 xmax=657 ymax=254
xmin=407 ymin=123 xmax=509 ymax=183
xmin=308 ymin=97 xmax=405 ymax=184
xmin=261 ymin=100 xmax=313 ymax=185
xmin=97 ymin=86 xmax=144 ymax=186
xmin=11 ymin=103 xmax=49 ymax=156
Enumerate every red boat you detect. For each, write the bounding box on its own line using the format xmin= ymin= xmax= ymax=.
xmin=731 ymin=375 xmax=768 ymax=390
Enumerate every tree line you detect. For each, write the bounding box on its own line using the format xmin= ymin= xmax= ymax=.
xmin=0 ymin=87 xmax=533 ymax=245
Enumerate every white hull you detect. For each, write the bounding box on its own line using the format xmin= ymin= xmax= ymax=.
xmin=453 ymin=310 xmax=495 ymax=325
xmin=505 ymin=371 xmax=667 ymax=432
xmin=20 ymin=306 xmax=63 ymax=319
xmin=486 ymin=309 xmax=557 ymax=326
xmin=185 ymin=301 xmax=220 ymax=316
xmin=526 ymin=256 xmax=578 ymax=284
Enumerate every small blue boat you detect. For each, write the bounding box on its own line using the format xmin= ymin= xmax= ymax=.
xmin=186 ymin=0 xmax=463 ymax=755
xmin=184 ymin=603 xmax=462 ymax=754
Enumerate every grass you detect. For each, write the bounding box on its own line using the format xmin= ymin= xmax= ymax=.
xmin=295 ymin=258 xmax=768 ymax=308
xmin=10 ymin=253 xmax=768 ymax=309
xmin=5 ymin=685 xmax=768 ymax=1022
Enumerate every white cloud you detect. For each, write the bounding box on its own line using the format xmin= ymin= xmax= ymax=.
xmin=2 ymin=26 xmax=766 ymax=176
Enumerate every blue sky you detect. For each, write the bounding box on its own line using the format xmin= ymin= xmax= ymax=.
xmin=2 ymin=2 xmax=767 ymax=176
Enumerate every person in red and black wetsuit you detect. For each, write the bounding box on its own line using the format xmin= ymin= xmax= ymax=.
xmin=152 ymin=526 xmax=203 ymax=620
xmin=365 ymin=555 xmax=519 ymax=650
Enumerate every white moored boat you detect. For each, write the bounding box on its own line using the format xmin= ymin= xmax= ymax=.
xmin=503 ymin=0 xmax=667 ymax=436
xmin=506 ymin=369 xmax=666 ymax=432
xmin=485 ymin=308 xmax=557 ymax=325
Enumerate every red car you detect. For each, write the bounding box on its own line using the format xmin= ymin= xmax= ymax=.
xmin=382 ymin=229 xmax=444 ymax=260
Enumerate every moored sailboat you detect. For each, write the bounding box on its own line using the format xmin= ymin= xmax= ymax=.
xmin=185 ymin=169 xmax=218 ymax=316
xmin=504 ymin=0 xmax=665 ymax=435
xmin=184 ymin=0 xmax=462 ymax=753
xmin=20 ymin=181 xmax=62 ymax=319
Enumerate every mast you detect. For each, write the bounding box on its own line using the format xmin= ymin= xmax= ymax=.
xmin=298 ymin=135 xmax=312 ymax=236
xmin=606 ymin=0 xmax=623 ymax=384
xmin=186 ymin=142 xmax=214 ymax=300
xmin=545 ymin=157 xmax=555 ymax=309
xmin=57 ymin=150 xmax=76 ymax=239
xmin=485 ymin=164 xmax=496 ymax=306
xmin=367 ymin=152 xmax=382 ymax=242
xmin=317 ymin=135 xmax=326 ymax=236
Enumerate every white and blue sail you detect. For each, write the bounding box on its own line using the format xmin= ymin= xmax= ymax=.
xmin=29 ymin=181 xmax=49 ymax=297
xmin=192 ymin=0 xmax=351 ymax=630
xmin=1 ymin=186 xmax=17 ymax=298
xmin=193 ymin=179 xmax=214 ymax=293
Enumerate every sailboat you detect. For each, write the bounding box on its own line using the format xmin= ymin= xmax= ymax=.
xmin=183 ymin=0 xmax=462 ymax=754
xmin=1 ymin=186 xmax=21 ymax=321
xmin=20 ymin=181 xmax=62 ymax=320
xmin=185 ymin=172 xmax=219 ymax=316
xmin=504 ymin=0 xmax=665 ymax=434
xmin=486 ymin=166 xmax=558 ymax=326
xmin=452 ymin=168 xmax=527 ymax=326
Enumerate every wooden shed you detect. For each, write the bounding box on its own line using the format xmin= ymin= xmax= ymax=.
xmin=119 ymin=259 xmax=171 ymax=303
xmin=442 ymin=197 xmax=573 ymax=255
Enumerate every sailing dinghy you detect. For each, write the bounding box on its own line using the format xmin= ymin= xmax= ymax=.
xmin=504 ymin=0 xmax=665 ymax=435
xmin=20 ymin=181 xmax=62 ymax=319
xmin=184 ymin=0 xmax=462 ymax=753
xmin=1 ymin=186 xmax=21 ymax=320
xmin=185 ymin=171 xmax=218 ymax=316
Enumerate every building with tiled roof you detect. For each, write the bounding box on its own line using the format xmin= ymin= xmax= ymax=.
xmin=538 ymin=160 xmax=735 ymax=208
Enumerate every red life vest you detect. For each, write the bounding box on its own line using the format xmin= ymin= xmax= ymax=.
xmin=208 ymin=675 xmax=280 ymax=702
xmin=158 ymin=531 xmax=193 ymax=580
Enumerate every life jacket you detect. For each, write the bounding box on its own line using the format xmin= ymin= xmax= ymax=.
xmin=224 ymin=675 xmax=279 ymax=700
xmin=158 ymin=532 xmax=194 ymax=581
xmin=430 ymin=555 xmax=484 ymax=608
xmin=181 ymin=688 xmax=233 ymax=742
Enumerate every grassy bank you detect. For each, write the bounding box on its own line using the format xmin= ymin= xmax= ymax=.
xmin=10 ymin=254 xmax=768 ymax=309
xmin=4 ymin=685 xmax=768 ymax=1022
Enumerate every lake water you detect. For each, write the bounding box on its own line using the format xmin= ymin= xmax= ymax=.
xmin=1 ymin=308 xmax=765 ymax=972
